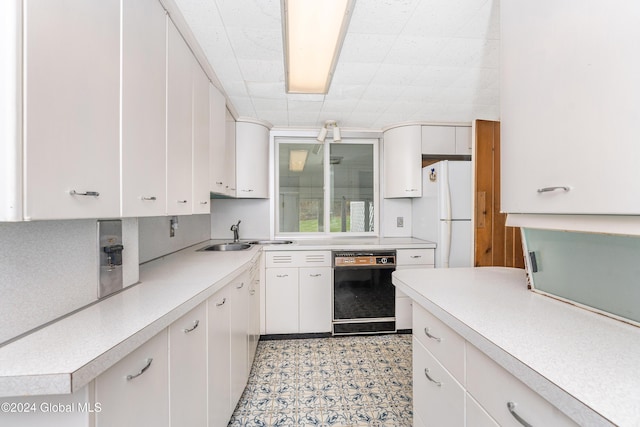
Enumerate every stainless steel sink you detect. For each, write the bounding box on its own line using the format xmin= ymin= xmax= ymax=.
xmin=199 ymin=243 xmax=252 ymax=251
xmin=243 ymin=240 xmax=294 ymax=245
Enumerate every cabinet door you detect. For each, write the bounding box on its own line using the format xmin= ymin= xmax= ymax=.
xmin=455 ymin=126 xmax=472 ymax=155
xmin=166 ymin=20 xmax=193 ymax=215
xmin=192 ymin=63 xmax=210 ymax=214
xmin=412 ymin=337 xmax=464 ymax=426
xmin=95 ymin=330 xmax=169 ymax=427
xmin=501 ymin=0 xmax=640 ymax=214
xmin=208 ymin=288 xmax=231 ymax=427
xmin=24 ymin=0 xmax=120 ymax=220
xmin=209 ymin=85 xmax=227 ymax=194
xmin=229 ymin=272 xmax=250 ymax=408
xmin=235 ymin=121 xmax=269 ymax=198
xmin=121 ymin=0 xmax=166 ymax=217
xmin=169 ymin=303 xmax=207 ymax=427
xmin=466 ymin=394 xmax=499 ymax=427
xmin=265 ymin=267 xmax=299 ymax=334
xmin=421 ymin=126 xmax=456 ymax=155
xmin=299 ymin=267 xmax=332 ymax=333
xmin=383 ymin=126 xmax=422 ymax=198
xmin=224 ymin=109 xmax=236 ymax=197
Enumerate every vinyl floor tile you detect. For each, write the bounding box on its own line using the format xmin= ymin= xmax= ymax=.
xmin=228 ymin=334 xmax=412 ymax=427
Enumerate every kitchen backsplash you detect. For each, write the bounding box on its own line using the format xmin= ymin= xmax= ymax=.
xmin=382 ymin=198 xmax=413 ymax=238
xmin=0 ymin=218 xmax=138 ymax=344
xmin=210 ymin=198 xmax=270 ymax=240
xmin=138 ymin=214 xmax=211 ymax=263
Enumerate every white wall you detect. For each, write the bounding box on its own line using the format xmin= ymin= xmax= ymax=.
xmin=382 ymin=198 xmax=413 ymax=237
xmin=138 ymin=214 xmax=211 ymax=263
xmin=0 ymin=218 xmax=138 ymax=344
xmin=210 ymin=198 xmax=270 ymax=240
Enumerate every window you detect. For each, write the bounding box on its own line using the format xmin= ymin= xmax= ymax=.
xmin=276 ymin=138 xmax=378 ymax=236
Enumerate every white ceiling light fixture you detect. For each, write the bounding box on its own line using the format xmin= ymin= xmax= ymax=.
xmin=283 ymin=0 xmax=355 ymax=94
xmin=289 ymin=149 xmax=309 ymax=172
xmin=317 ymin=120 xmax=341 ymax=143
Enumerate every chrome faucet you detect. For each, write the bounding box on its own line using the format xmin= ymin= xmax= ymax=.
xmin=230 ymin=220 xmax=241 ymax=242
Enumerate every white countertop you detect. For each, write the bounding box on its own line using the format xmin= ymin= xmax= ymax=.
xmin=0 ymin=241 xmax=261 ymax=397
xmin=393 ymin=267 xmax=640 ymax=427
xmin=260 ymin=237 xmax=436 ymax=251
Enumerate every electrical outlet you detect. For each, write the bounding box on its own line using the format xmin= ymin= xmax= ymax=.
xmin=397 ymin=217 xmax=404 ymax=228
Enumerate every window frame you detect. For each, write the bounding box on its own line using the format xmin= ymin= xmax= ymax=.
xmin=274 ymin=136 xmax=379 ymax=238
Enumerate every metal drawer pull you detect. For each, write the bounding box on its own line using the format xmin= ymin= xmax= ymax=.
xmin=537 ymin=186 xmax=570 ymax=193
xmin=241 ymin=189 xmax=254 ymax=192
xmin=236 ymin=282 xmax=244 ymax=289
xmin=424 ymin=368 xmax=442 ymax=387
xmin=183 ymin=320 xmax=199 ymax=333
xmin=276 ymin=274 xmax=288 ymax=278
xmin=410 ymin=255 xmax=422 ymax=258
xmin=126 ymin=358 xmax=153 ymax=380
xmin=141 ymin=196 xmax=157 ymax=201
xmin=216 ymin=298 xmax=226 ymax=307
xmin=249 ymin=289 xmax=256 ymax=295
xmin=310 ymin=273 xmax=322 ymax=277
xmin=406 ymin=188 xmax=418 ymax=192
xmin=215 ymin=181 xmax=223 ymax=185
xmin=177 ymin=200 xmax=188 ymax=204
xmin=69 ymin=190 xmax=99 ymax=197
xmin=507 ymin=402 xmax=533 ymax=427
xmin=200 ymin=201 xmax=208 ymax=205
xmin=424 ymin=327 xmax=442 ymax=342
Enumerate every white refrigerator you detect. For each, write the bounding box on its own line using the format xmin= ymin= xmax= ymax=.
xmin=412 ymin=160 xmax=473 ymax=268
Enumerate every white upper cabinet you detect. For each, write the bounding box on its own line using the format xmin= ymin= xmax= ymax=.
xmin=421 ymin=125 xmax=471 ymax=156
xmin=23 ymin=0 xmax=120 ymax=220
xmin=501 ymin=0 xmax=640 ymax=214
xmin=383 ymin=125 xmax=422 ymax=198
xmin=235 ymin=120 xmax=270 ymax=198
xmin=209 ymin=85 xmax=227 ymax=195
xmin=166 ymin=20 xmax=193 ymax=215
xmin=121 ymin=0 xmax=166 ymax=217
xmin=224 ymin=109 xmax=237 ymax=197
xmin=192 ymin=63 xmax=210 ymax=214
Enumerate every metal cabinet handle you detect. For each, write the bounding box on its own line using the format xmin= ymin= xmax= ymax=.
xmin=177 ymin=200 xmax=188 ymax=204
xmin=216 ymin=298 xmax=226 ymax=307
xmin=405 ymin=188 xmax=418 ymax=192
xmin=200 ymin=201 xmax=208 ymax=205
xmin=215 ymin=181 xmax=223 ymax=185
xmin=241 ymin=189 xmax=254 ymax=192
xmin=424 ymin=327 xmax=441 ymax=342
xmin=410 ymin=255 xmax=422 ymax=259
xmin=183 ymin=320 xmax=199 ymax=333
xmin=126 ymin=358 xmax=153 ymax=380
xmin=249 ymin=289 xmax=256 ymax=295
xmin=507 ymin=402 xmax=533 ymax=427
xmin=276 ymin=274 xmax=288 ymax=278
xmin=236 ymin=282 xmax=244 ymax=289
xmin=69 ymin=190 xmax=100 ymax=197
xmin=309 ymin=273 xmax=322 ymax=277
xmin=141 ymin=196 xmax=157 ymax=201
xmin=537 ymin=186 xmax=570 ymax=193
xmin=424 ymin=368 xmax=442 ymax=387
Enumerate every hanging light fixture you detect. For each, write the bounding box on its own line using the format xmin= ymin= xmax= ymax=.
xmin=317 ymin=120 xmax=341 ymax=143
xmin=283 ymin=0 xmax=355 ymax=94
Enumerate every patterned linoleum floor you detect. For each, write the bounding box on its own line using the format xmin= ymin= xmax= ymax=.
xmin=228 ymin=334 xmax=413 ymax=427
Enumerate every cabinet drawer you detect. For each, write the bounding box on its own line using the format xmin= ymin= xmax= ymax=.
xmin=396 ymin=249 xmax=434 ymax=266
xmin=466 ymin=344 xmax=578 ymax=427
xmin=413 ymin=304 xmax=465 ymax=383
xmin=466 ymin=393 xmax=499 ymax=427
xmin=266 ymin=251 xmax=331 ymax=268
xmin=413 ymin=338 xmax=464 ymax=426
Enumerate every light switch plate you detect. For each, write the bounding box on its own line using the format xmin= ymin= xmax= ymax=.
xmin=98 ymin=220 xmax=123 ymax=299
xmin=397 ymin=217 xmax=404 ymax=227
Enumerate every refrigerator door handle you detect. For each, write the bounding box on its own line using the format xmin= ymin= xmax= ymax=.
xmin=441 ymin=220 xmax=452 ymax=268
xmin=440 ymin=161 xmax=452 ymax=268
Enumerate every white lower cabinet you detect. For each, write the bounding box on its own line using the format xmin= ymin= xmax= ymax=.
xmin=412 ymin=337 xmax=465 ymax=426
xmin=396 ymin=249 xmax=435 ymax=330
xmin=466 ymin=344 xmax=578 ymax=427
xmin=264 ymin=251 xmax=332 ymax=335
xmin=229 ymin=272 xmax=250 ymax=407
xmin=298 ymin=267 xmax=332 ymax=333
xmin=411 ymin=303 xmax=578 ymax=427
xmin=169 ymin=303 xmax=207 ymax=427
xmin=208 ymin=286 xmax=232 ymax=427
xmin=95 ymin=330 xmax=169 ymax=427
xmin=248 ymin=256 xmax=261 ymax=368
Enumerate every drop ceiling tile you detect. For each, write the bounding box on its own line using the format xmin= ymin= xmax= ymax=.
xmin=220 ymin=79 xmax=249 ymax=97
xmin=287 ymin=100 xmax=324 ymax=113
xmin=225 ymin=27 xmax=283 ymax=61
xmin=326 ymin=84 xmax=367 ymax=99
xmin=320 ymin=98 xmax=360 ymax=112
xmin=455 ymin=0 xmax=500 ymax=40
xmin=384 ymin=35 xmax=448 ymax=65
xmin=370 ymin=64 xmax=423 ymax=86
xmin=256 ymin=110 xmax=289 ymax=126
xmin=346 ymin=112 xmax=383 ymax=128
xmin=237 ymin=59 xmax=284 ymax=81
xmin=331 ymin=62 xmax=379 ymax=85
xmin=246 ymin=81 xmax=287 ymax=98
xmin=409 ymin=66 xmax=466 ymax=88
xmin=431 ymin=38 xmax=499 ymax=68
xmin=286 ymin=94 xmax=326 ymax=102
xmin=348 ymin=0 xmax=421 ymax=35
xmin=339 ymin=33 xmax=396 ymax=63
xmin=252 ymin=97 xmax=287 ymax=111
xmin=361 ymin=84 xmax=411 ymax=101
xmin=288 ymin=111 xmax=321 ymax=126
xmin=354 ymin=99 xmax=391 ymax=114
xmin=214 ymin=0 xmax=281 ymax=29
xmin=229 ymin=96 xmax=257 ymax=116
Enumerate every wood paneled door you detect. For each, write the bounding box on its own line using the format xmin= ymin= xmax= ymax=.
xmin=474 ymin=120 xmax=525 ymax=268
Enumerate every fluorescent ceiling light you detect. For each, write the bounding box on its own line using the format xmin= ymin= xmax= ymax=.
xmin=289 ymin=149 xmax=309 ymax=172
xmin=283 ymin=0 xmax=355 ymax=94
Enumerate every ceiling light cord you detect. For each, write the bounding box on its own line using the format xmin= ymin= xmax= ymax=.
xmin=317 ymin=120 xmax=341 ymax=143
